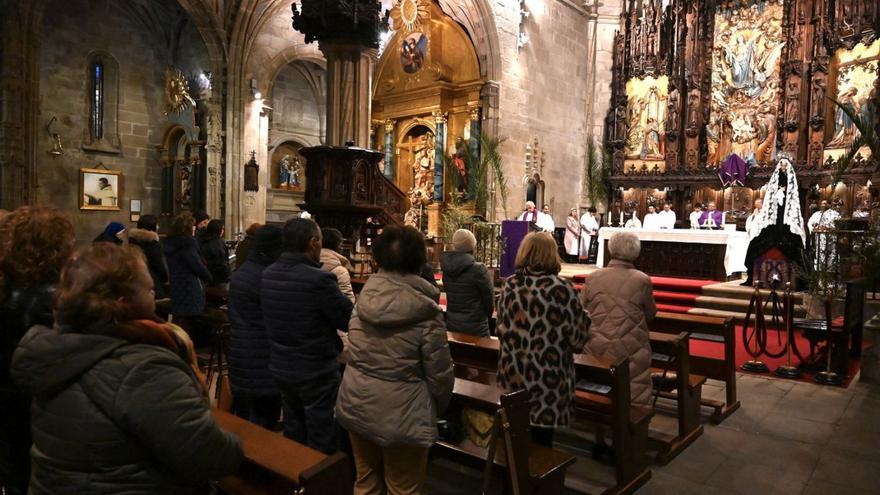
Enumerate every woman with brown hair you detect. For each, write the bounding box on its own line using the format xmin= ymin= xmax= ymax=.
xmin=11 ymin=243 xmax=242 ymax=494
xmin=496 ymin=232 xmax=590 ymax=447
xmin=0 ymin=206 xmax=75 ymax=495
xmin=162 ymin=211 xmax=212 ymax=321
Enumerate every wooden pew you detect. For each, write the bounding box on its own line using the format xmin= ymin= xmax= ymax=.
xmin=448 ymin=331 xmax=704 ymax=463
xmin=648 ymin=312 xmax=740 ymax=423
xmin=212 ymin=409 xmax=351 ymax=494
xmin=434 ymin=378 xmax=577 ymax=494
xmin=447 ymin=332 xmax=652 ymax=495
xmin=571 ymin=353 xmax=652 ymax=495
xmin=648 ymin=331 xmax=705 ymax=464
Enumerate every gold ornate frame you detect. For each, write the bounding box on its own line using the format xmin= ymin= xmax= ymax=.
xmin=79 ymin=167 xmax=122 ymax=211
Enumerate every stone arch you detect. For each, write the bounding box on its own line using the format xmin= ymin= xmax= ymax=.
xmin=263 ymin=45 xmax=326 ymax=97
xmin=436 ymin=0 xmax=502 ymax=82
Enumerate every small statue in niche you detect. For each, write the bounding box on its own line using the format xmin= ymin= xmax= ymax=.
xmin=278 ymin=154 xmax=304 ymax=190
xmin=451 ymin=137 xmax=469 ymax=197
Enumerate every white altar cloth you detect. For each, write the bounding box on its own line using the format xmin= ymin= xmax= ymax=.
xmin=596 ymin=227 xmax=749 ymax=276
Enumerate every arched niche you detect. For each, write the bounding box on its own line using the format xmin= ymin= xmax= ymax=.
xmin=158 ymin=124 xmax=203 ymax=217
xmin=525 ymin=173 xmax=545 ymax=210
xmin=270 ymin=140 xmax=308 ymax=192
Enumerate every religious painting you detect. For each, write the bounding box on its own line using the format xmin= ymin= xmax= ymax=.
xmin=272 ymin=142 xmax=307 ymax=192
xmin=825 ymin=39 xmax=879 ymax=155
xmin=401 ymin=32 xmax=427 ymax=74
xmin=624 ymin=76 xmax=668 ymax=168
xmin=80 ymin=167 xmax=121 ymax=211
xmin=709 ymin=1 xmax=785 ymax=167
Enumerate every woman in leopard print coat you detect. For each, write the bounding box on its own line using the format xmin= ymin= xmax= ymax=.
xmin=496 ymin=233 xmax=590 ymax=446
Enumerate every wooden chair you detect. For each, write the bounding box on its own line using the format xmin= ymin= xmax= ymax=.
xmin=649 ymin=312 xmax=740 ymax=423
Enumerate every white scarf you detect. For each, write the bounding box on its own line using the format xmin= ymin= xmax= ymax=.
xmin=750 ymin=157 xmax=806 ymax=244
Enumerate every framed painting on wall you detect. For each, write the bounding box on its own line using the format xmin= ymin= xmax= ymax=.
xmin=80 ymin=167 xmax=122 ymax=211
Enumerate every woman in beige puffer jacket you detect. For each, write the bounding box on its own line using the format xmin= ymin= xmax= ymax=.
xmin=336 ymin=226 xmax=453 ymax=495
xmin=581 ymin=232 xmax=657 ymax=408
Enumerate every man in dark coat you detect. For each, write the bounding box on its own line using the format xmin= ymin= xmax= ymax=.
xmin=228 ymin=225 xmax=283 ymax=428
xmin=440 ymin=229 xmax=494 ymax=336
xmin=261 ymin=218 xmax=354 ymax=454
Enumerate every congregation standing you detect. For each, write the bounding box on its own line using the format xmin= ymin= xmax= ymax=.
xmin=0 ymin=203 xmax=668 ymax=495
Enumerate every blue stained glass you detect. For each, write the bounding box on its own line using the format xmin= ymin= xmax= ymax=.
xmin=92 ymin=62 xmax=104 ymax=140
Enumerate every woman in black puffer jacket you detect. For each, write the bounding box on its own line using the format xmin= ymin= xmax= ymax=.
xmin=11 ymin=243 xmax=242 ymax=494
xmin=0 ymin=206 xmax=75 ymax=495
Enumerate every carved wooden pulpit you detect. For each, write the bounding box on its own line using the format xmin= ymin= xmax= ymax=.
xmin=300 ymin=145 xmax=408 ymax=240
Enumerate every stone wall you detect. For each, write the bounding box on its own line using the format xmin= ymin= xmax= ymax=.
xmin=35 ymin=0 xmax=207 ymax=242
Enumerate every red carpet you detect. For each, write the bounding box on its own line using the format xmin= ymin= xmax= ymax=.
xmin=572 ymin=273 xmax=715 ymax=294
xmin=689 ymin=325 xmax=866 ymax=387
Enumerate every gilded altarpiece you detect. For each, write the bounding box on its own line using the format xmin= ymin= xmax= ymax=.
xmin=708 ymin=1 xmax=785 ymax=167
xmin=605 ymin=0 xmax=879 ymax=223
xmin=372 ymin=0 xmax=484 ymax=234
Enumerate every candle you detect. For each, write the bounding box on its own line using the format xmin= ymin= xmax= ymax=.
xmin=619 ymin=211 xmax=624 ymax=226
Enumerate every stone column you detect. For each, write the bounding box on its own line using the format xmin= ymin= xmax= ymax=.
xmin=319 ymin=44 xmax=375 ymax=147
xmin=432 ymin=111 xmax=446 ymax=202
xmin=383 ymin=119 xmax=395 ymax=179
xmin=583 ymin=1 xmax=602 ymax=139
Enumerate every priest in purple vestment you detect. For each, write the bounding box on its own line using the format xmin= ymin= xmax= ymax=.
xmin=697 ymin=202 xmax=724 ymax=229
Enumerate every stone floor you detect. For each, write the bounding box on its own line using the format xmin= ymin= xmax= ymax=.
xmin=426 ymin=373 xmax=880 ymax=494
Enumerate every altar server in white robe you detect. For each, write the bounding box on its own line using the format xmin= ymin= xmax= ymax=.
xmin=642 ymin=205 xmax=662 ymax=230
xmin=745 ymin=198 xmax=763 ymax=237
xmin=689 ymin=203 xmax=703 ymax=229
xmin=579 ymin=207 xmax=600 ymax=256
xmin=625 ymin=212 xmax=642 ymax=229
xmin=658 ymin=203 xmax=676 ymax=229
xmin=538 ymin=204 xmax=556 ymax=232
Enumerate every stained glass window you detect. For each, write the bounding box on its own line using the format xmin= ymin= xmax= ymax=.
xmin=92 ymin=63 xmax=104 ymax=140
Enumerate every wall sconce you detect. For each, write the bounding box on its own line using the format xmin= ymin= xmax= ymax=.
xmin=244 ymin=151 xmax=259 ymax=192
xmin=46 ymin=116 xmax=63 ymax=156
xmin=250 ymin=78 xmax=262 ymax=100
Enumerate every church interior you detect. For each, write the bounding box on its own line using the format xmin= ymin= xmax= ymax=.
xmin=1 ymin=0 xmax=880 ymax=493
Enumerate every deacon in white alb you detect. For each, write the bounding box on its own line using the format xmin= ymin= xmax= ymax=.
xmin=658 ymin=202 xmax=676 ymax=229
xmin=642 ymin=205 xmax=662 ymax=230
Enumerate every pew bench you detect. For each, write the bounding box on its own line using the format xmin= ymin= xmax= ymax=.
xmin=573 ymin=354 xmax=653 ymax=495
xmin=433 ymin=378 xmax=577 ymax=494
xmin=649 ymin=312 xmax=740 ymax=423
xmin=212 ymin=409 xmax=351 ymax=494
xmin=648 ymin=331 xmax=705 ymax=464
xmin=446 ymin=332 xmax=653 ymax=495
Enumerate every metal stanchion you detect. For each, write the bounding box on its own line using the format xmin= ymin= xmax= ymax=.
xmin=742 ymin=282 xmax=770 ymax=373
xmin=775 ymin=282 xmax=802 ymax=378
xmin=815 ymin=297 xmax=844 ymax=385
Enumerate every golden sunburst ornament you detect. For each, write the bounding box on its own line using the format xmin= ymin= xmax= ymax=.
xmin=391 ymin=0 xmax=429 ymax=33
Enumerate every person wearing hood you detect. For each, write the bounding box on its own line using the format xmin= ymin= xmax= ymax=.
xmin=320 ymin=227 xmax=355 ymax=302
xmin=93 ymin=221 xmax=126 ymax=245
xmin=0 ymin=207 xmax=75 ymax=495
xmin=162 ymin=211 xmax=212 ymax=324
xmin=440 ymin=229 xmax=493 ymax=337
xmin=336 ymin=225 xmax=454 ymax=495
xmin=10 ymin=243 xmax=243 ymax=494
xmin=199 ymin=219 xmax=231 ymax=287
xmin=128 ymin=214 xmax=169 ymax=299
xmin=261 ymin=218 xmax=354 ymax=454
xmin=228 ymin=225 xmax=284 ymax=429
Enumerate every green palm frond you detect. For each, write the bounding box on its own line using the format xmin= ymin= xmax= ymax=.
xmin=584 ymin=138 xmax=609 ymax=205
xmin=829 ymin=98 xmax=878 ymax=187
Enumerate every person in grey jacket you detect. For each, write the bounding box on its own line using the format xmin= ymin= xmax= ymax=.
xmin=440 ymin=229 xmax=494 ymax=336
xmin=11 ymin=243 xmax=242 ymax=494
xmin=336 ymin=225 xmax=454 ymax=495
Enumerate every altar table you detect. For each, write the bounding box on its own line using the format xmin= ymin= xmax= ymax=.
xmin=596 ymin=227 xmax=749 ymax=281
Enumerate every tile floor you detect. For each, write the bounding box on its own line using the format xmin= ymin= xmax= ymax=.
xmin=427 ymin=373 xmax=880 ymax=494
